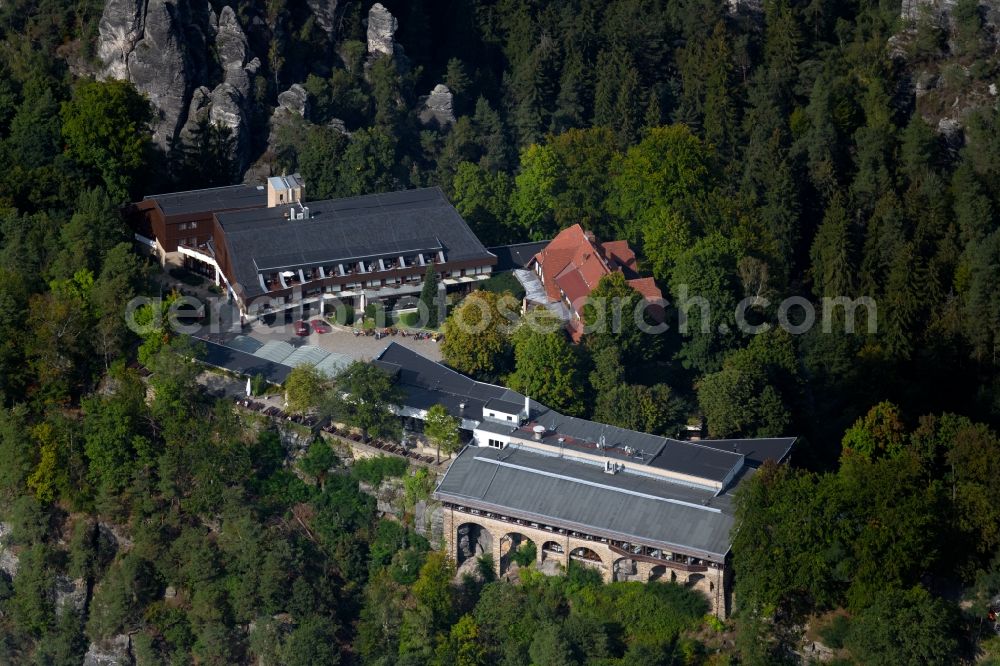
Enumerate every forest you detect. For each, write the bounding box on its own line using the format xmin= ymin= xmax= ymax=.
xmin=1 ymin=0 xmax=1000 ymax=663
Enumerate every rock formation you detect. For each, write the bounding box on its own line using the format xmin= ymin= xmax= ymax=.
xmin=83 ymin=635 xmax=133 ymax=666
xmin=419 ymin=83 xmax=456 ymax=128
xmin=97 ymin=1 xmax=257 ymax=169
xmin=277 ymin=83 xmax=310 ymax=117
xmin=367 ymin=3 xmax=398 ymax=58
xmin=307 ymin=0 xmax=339 ymax=33
xmin=54 ymin=576 xmax=88 ymax=617
xmin=0 ymin=522 xmax=17 ymax=579
xmin=96 ymin=0 xmax=145 ymax=80
xmin=205 ymin=6 xmax=259 ymax=168
xmin=115 ymin=0 xmax=194 ymax=149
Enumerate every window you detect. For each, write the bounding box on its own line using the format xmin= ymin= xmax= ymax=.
xmin=506 ymin=415 xmax=513 ymax=421
xmin=487 ymin=438 xmax=505 ymax=449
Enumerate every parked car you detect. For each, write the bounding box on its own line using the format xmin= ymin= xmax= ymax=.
xmin=295 ymin=320 xmax=309 ymax=336
xmin=310 ymin=319 xmax=331 ymax=334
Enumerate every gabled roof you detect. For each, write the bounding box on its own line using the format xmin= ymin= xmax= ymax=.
xmin=600 ymin=240 xmax=638 ymax=275
xmin=436 ymin=445 xmax=743 ymax=559
xmin=530 ymin=224 xmax=663 ymax=310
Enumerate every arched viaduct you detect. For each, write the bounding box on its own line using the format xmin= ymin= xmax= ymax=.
xmin=443 ymin=505 xmax=729 ymax=618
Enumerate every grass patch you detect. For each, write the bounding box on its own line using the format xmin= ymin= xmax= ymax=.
xmin=351 ymin=455 xmax=408 ymax=486
xmin=480 ymin=271 xmax=525 ymax=300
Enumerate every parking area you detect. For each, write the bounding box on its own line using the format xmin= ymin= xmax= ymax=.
xmin=191 ymin=302 xmax=442 ymax=381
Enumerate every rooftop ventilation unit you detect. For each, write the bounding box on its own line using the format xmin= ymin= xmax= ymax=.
xmin=604 ymin=460 xmax=622 ymax=475
xmin=532 ymin=425 xmax=546 ymax=441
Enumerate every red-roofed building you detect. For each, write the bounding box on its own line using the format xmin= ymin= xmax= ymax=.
xmin=526 ymin=224 xmax=663 ymax=340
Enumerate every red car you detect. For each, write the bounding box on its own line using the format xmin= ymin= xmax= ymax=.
xmin=310 ymin=319 xmax=331 ymax=334
xmin=295 ymin=320 xmax=310 ymax=336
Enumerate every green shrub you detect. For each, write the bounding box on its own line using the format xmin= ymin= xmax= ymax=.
xmin=351 ymin=455 xmax=408 ymax=487
xmin=480 ymin=272 xmax=526 ymax=300
xmin=817 ymin=613 xmax=850 ymax=649
xmin=399 ymin=311 xmax=422 ymax=328
xmin=250 ymin=373 xmax=268 ymax=396
xmin=511 ymin=541 xmax=537 ymax=567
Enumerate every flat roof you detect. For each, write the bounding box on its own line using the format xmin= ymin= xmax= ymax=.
xmin=488 ymin=241 xmax=549 ymax=271
xmin=218 ymin=187 xmax=495 ymax=298
xmin=143 ymin=184 xmax=266 ymax=217
xmin=375 ymin=341 xmax=536 ymax=426
xmin=693 ymin=437 xmax=797 ymax=467
xmin=435 ymin=446 xmax=741 ymax=559
xmin=484 ymin=397 xmax=524 ymax=415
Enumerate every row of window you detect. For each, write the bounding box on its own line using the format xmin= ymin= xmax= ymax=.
xmin=177 ymin=221 xmax=198 ymax=231
xmin=486 ymin=438 xmax=506 ymax=449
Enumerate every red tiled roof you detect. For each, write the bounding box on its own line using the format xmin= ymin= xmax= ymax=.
xmin=555 ymin=267 xmax=591 ymax=306
xmin=600 ymin=240 xmax=638 ymax=274
xmin=626 ymin=277 xmax=663 ymax=302
xmin=531 ymin=224 xmax=662 ymax=329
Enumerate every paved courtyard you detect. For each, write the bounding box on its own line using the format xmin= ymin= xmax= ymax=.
xmin=189 ymin=301 xmax=442 ymax=380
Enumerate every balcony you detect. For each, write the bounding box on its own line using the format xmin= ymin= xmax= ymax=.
xmin=608 ymin=542 xmax=708 ymax=572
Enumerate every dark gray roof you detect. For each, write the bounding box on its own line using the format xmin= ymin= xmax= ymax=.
xmin=693 ymin=437 xmax=796 ymax=467
xmin=375 ymin=342 xmax=537 ymax=425
xmin=198 ymin=339 xmax=291 ymax=383
xmin=143 ymin=184 xmax=266 ymax=217
xmin=646 ymin=439 xmax=745 ymax=481
xmin=377 ymin=344 xmax=768 ymax=485
xmin=435 ymin=446 xmax=740 ymax=559
xmin=218 ymin=187 xmax=495 ymax=297
xmin=476 ymin=420 xmax=518 ymax=436
xmin=484 ymin=397 xmax=524 ymax=415
xmin=487 ymin=241 xmax=549 ymax=271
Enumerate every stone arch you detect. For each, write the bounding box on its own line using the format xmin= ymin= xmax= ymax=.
xmin=569 ymin=546 xmax=605 ymax=573
xmin=540 ymin=540 xmax=564 ymax=562
xmin=499 ymin=532 xmax=537 ymax=576
xmin=685 ymin=572 xmax=705 ymax=588
xmin=649 ymin=564 xmax=667 ymax=582
xmin=455 ymin=522 xmax=493 ymax=567
xmin=613 ymin=557 xmax=638 ymax=582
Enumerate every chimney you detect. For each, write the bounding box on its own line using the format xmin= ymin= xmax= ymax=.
xmin=523 ymin=394 xmax=530 ymax=420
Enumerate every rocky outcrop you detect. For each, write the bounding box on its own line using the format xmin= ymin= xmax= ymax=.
xmin=54 ymin=576 xmax=88 ymax=617
xmin=367 ymin=3 xmax=398 ymax=58
xmin=307 ymin=0 xmax=339 ymax=33
xmin=97 ymin=0 xmax=257 ymax=168
xmin=120 ymin=0 xmax=193 ymax=149
xmin=0 ymin=522 xmax=17 ymax=579
xmin=419 ymin=84 xmax=456 ymax=128
xmin=202 ymin=6 xmax=259 ymax=168
xmin=900 ymin=0 xmax=957 ymax=23
xmin=413 ymin=500 xmax=444 ymax=545
xmin=891 ymin=0 xmax=1000 ymax=142
xmin=328 ymin=118 xmax=350 ymax=135
xmin=277 ymin=83 xmax=309 ymax=117
xmin=97 ymin=0 xmax=145 ymax=80
xmin=83 ymin=635 xmax=133 ymax=666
